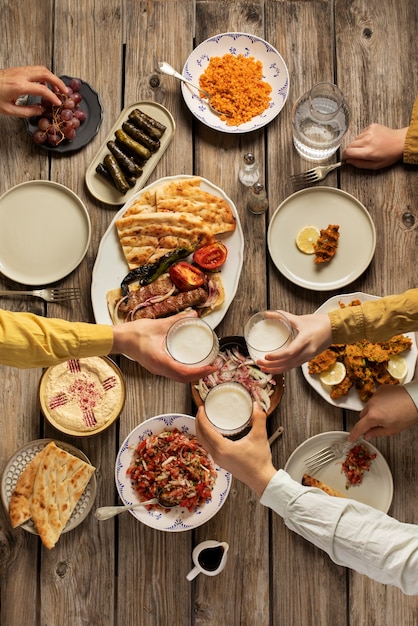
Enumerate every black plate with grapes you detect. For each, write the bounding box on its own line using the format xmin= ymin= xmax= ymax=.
xmin=24 ymin=75 xmax=103 ymax=153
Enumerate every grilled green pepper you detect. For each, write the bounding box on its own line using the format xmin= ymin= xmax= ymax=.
xmin=120 ymin=248 xmax=192 ymax=295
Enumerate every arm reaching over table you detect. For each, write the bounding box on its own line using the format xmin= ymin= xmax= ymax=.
xmin=258 ymin=311 xmax=332 ymax=374
xmin=342 ymin=124 xmax=408 ymax=169
xmin=0 ymin=308 xmax=216 ymax=383
xmin=349 ymin=384 xmax=418 ymax=442
xmin=0 ymin=66 xmax=68 ymax=117
xmin=341 ymin=95 xmax=418 ymax=168
xmin=257 ymin=290 xmax=418 ymax=440
xmin=195 ymin=404 xmax=418 ymax=595
xmin=258 ymin=289 xmax=418 ymax=374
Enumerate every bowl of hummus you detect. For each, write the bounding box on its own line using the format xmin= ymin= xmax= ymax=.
xmin=39 ymin=356 xmax=125 ymax=436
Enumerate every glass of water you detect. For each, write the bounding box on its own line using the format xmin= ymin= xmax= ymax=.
xmin=292 ymin=82 xmax=349 ymax=161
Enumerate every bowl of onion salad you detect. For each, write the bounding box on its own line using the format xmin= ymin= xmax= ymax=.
xmin=192 ymin=336 xmax=284 ymax=415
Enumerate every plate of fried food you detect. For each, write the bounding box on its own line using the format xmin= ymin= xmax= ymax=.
xmin=301 ymin=292 xmax=418 ymax=410
xmin=2 ymin=439 xmax=96 ymax=548
xmin=115 ymin=414 xmax=231 ymax=531
xmin=177 ymin=32 xmax=289 ymax=133
xmin=91 ymin=175 xmax=243 ymax=330
xmin=268 ymin=187 xmax=376 ymax=291
xmin=284 ymin=431 xmax=393 ymax=512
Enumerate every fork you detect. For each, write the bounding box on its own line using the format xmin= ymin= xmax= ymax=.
xmin=290 ymin=161 xmax=344 ymax=187
xmin=304 ymin=439 xmax=352 ymax=472
xmin=0 ymin=287 xmax=81 ymax=303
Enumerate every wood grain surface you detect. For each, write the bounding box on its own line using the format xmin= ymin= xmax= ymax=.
xmin=0 ymin=1 xmax=417 ymax=625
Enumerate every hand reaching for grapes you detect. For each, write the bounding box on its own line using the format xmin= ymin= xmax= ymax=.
xmin=0 ymin=66 xmax=68 ymax=118
xmin=31 ymin=75 xmax=87 ymax=147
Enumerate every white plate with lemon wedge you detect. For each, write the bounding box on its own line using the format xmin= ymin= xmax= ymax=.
xmin=267 ymin=187 xmax=376 ymax=291
xmin=301 ymin=292 xmax=418 ymax=411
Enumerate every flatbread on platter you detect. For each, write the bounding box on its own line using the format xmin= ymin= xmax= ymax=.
xmin=116 ymin=211 xmax=215 ymax=269
xmin=302 ymin=474 xmax=346 ymax=498
xmin=9 ymin=441 xmax=95 ymax=549
xmin=116 ymin=177 xmax=236 ymax=269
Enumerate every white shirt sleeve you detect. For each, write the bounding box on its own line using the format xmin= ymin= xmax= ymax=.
xmin=260 ymin=470 xmax=418 ymax=595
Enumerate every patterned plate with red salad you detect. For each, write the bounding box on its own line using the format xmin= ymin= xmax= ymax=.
xmin=115 ymin=414 xmax=231 ymax=531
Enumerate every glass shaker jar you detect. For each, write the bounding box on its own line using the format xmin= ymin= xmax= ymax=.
xmin=292 ymin=82 xmax=349 ymax=161
xmin=247 ymin=182 xmax=269 ymax=214
xmin=238 ymin=153 xmax=260 ymax=186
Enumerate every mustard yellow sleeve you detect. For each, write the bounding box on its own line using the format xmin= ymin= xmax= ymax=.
xmin=328 ymin=289 xmax=418 ymax=344
xmin=404 ymin=96 xmax=418 ymax=164
xmin=0 ymin=310 xmax=113 ymax=368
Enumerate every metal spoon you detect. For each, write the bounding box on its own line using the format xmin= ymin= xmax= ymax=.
xmin=94 ymin=492 xmax=178 ymax=521
xmin=158 ymin=61 xmax=231 ymax=117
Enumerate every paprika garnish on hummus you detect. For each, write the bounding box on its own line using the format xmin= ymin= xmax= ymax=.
xmin=40 ymin=357 xmax=125 ymax=435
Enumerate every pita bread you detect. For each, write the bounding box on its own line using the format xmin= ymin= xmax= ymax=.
xmin=116 ymin=211 xmax=215 ymax=269
xmin=155 ymin=178 xmax=236 ymax=235
xmin=115 ymin=177 xmax=236 ymax=269
xmin=9 ymin=441 xmax=95 ymax=549
xmin=9 ymin=447 xmax=47 ymax=528
xmin=302 ymin=474 xmax=346 ymax=498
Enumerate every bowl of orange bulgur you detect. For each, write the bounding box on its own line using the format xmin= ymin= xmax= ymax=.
xmin=180 ymin=32 xmax=289 ymax=133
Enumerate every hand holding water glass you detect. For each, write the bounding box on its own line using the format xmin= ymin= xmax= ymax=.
xmin=244 ymin=311 xmax=294 ymax=362
xmin=166 ymin=318 xmax=219 ymax=366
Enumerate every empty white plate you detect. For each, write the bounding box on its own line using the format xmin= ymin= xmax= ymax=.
xmin=0 ymin=180 xmax=91 ymax=285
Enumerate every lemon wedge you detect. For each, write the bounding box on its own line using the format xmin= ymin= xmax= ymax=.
xmin=296 ymin=225 xmax=320 ymax=254
xmin=319 ymin=361 xmax=346 ymax=386
xmin=387 ymin=356 xmax=408 ymax=383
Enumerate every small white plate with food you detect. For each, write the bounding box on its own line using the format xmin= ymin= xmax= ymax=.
xmin=267 ymin=187 xmax=376 ymax=291
xmin=179 ymin=32 xmax=289 ymax=133
xmin=91 ymin=175 xmax=244 ymax=330
xmin=115 ymin=414 xmax=231 ymax=532
xmin=284 ymin=431 xmax=393 ymax=513
xmin=301 ymin=292 xmax=418 ymax=411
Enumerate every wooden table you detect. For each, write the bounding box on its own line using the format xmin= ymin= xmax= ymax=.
xmin=1 ymin=1 xmax=417 ymax=624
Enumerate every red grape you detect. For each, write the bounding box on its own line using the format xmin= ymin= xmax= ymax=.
xmin=60 ymin=109 xmax=73 ymax=122
xmin=33 ymin=130 xmax=47 ymax=144
xmin=63 ymin=127 xmax=76 ymax=140
xmin=73 ymin=109 xmax=86 ymax=122
xmin=63 ymin=98 xmax=75 ymax=110
xmin=70 ymin=78 xmax=81 ymax=92
xmin=38 ymin=117 xmax=51 ymax=131
xmin=72 ymin=92 xmax=82 ymax=105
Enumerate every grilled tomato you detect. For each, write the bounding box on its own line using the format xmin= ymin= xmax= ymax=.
xmin=193 ymin=242 xmax=227 ymax=271
xmin=169 ymin=261 xmax=205 ymax=291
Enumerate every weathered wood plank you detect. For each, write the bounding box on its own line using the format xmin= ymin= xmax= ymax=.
xmin=116 ymin=3 xmax=195 ymax=626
